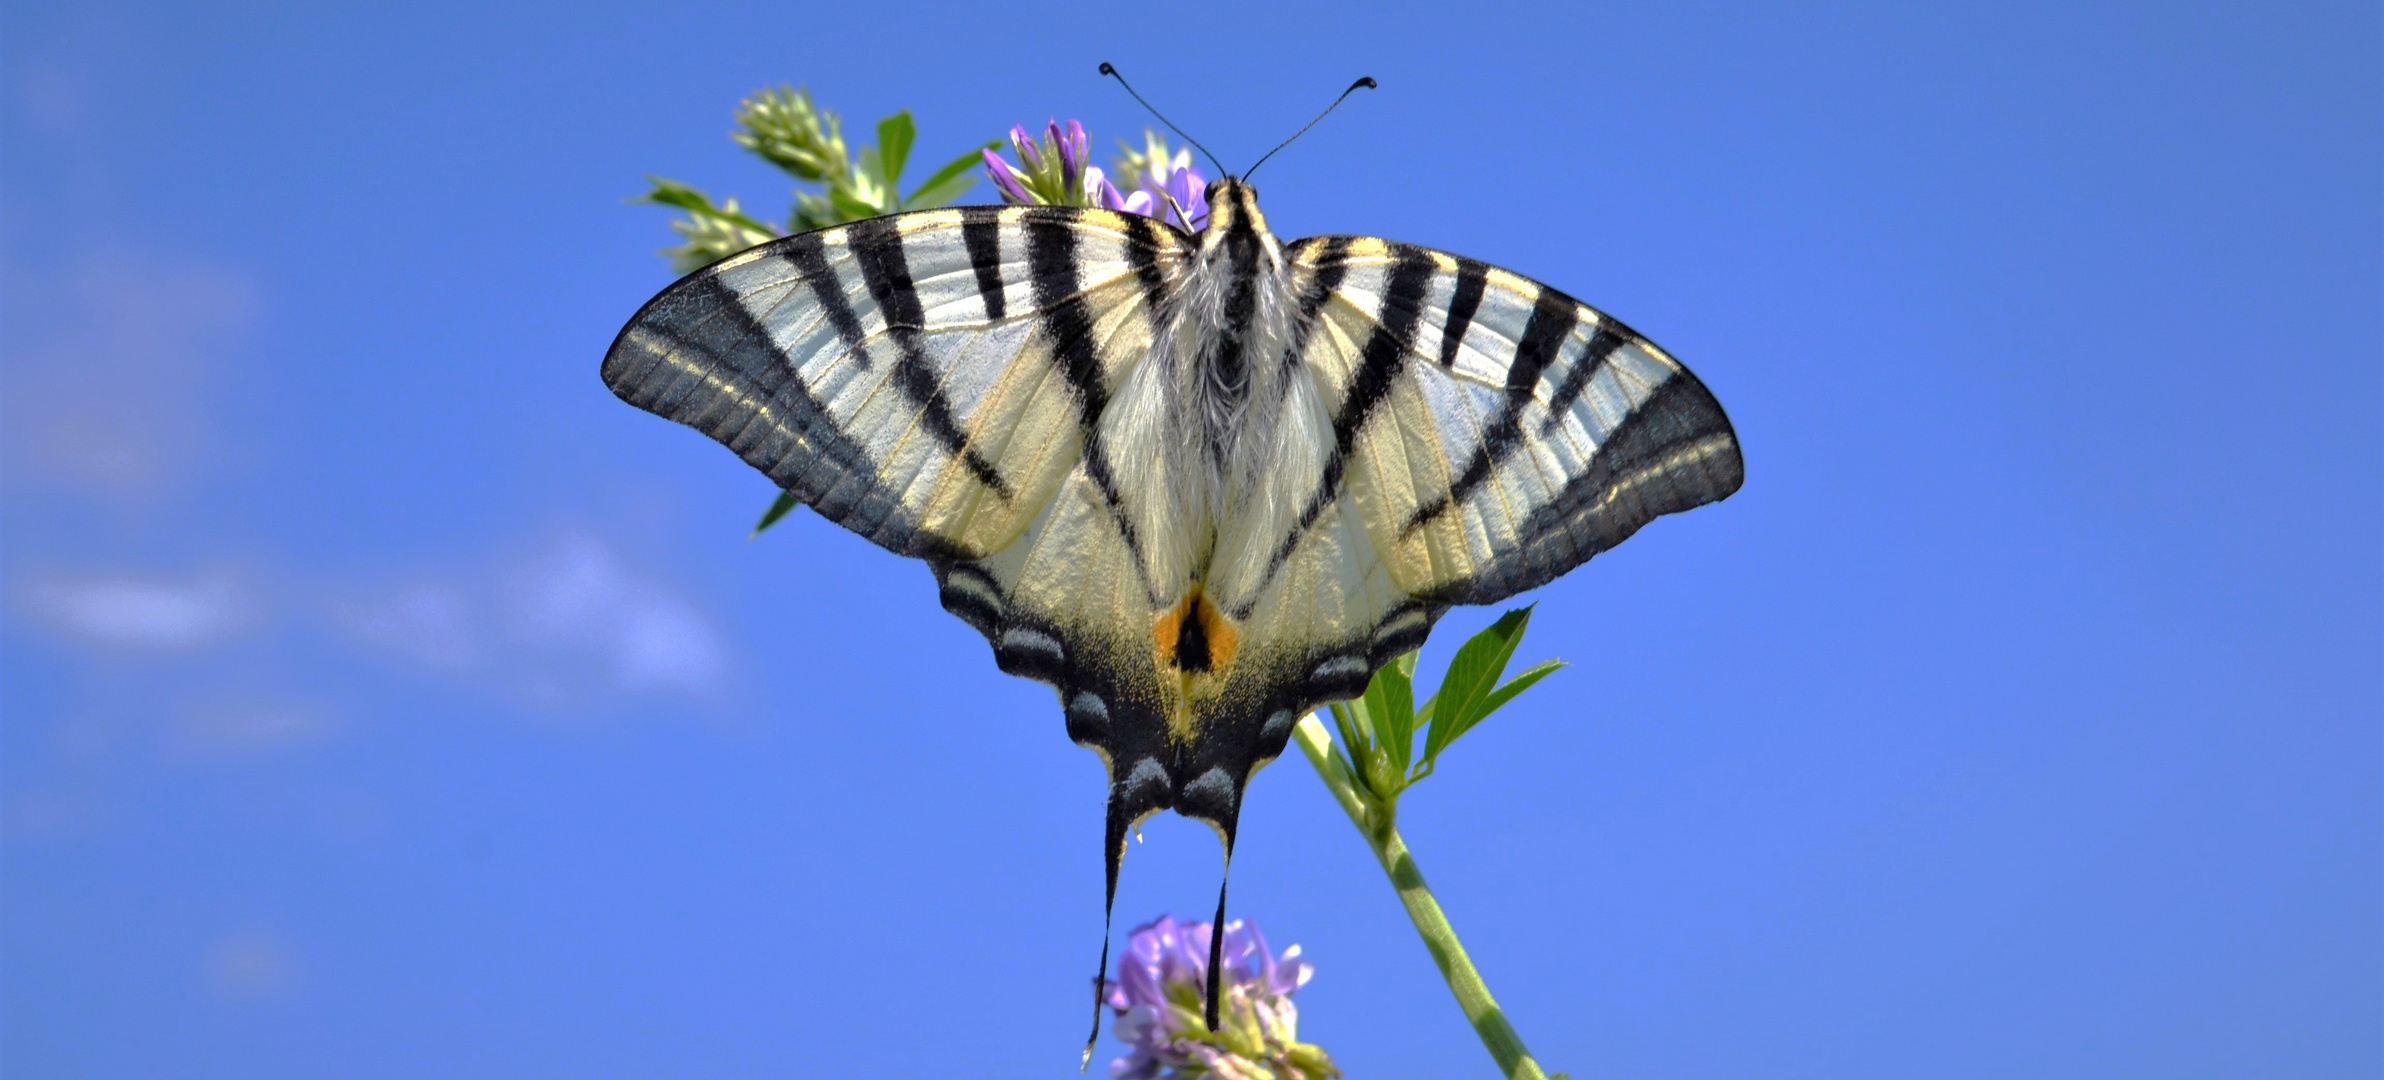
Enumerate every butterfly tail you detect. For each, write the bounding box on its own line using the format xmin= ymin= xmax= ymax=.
xmin=1082 ymin=789 xmax=1129 ymax=1071
xmin=1204 ymin=850 xmax=1232 ymax=1033
xmin=1086 ymin=754 xmax=1181 ymax=1070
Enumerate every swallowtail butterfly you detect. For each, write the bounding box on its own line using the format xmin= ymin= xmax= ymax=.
xmin=603 ymin=120 xmax=1742 ymax=1042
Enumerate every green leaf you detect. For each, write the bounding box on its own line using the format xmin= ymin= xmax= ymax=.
xmin=828 ymin=186 xmax=881 ymax=222
xmin=1322 ymin=715 xmax=1368 ymax=812
xmin=1432 ymin=658 xmax=1567 ymax=763
xmin=850 ymin=147 xmax=892 ymax=213
xmin=1405 ymin=688 xmax=1439 ymax=784
xmin=1477 ymin=659 xmax=1566 ymax=722
xmin=637 ymin=177 xmax=775 ymax=235
xmin=1421 ymin=607 xmax=1534 ymax=765
xmin=902 ymin=170 xmax=978 ymax=212
xmin=1326 ymin=700 xmax=1372 ymax=792
xmin=1361 ymin=654 xmax=1417 ymax=790
xmin=1331 ymin=698 xmax=1369 ymax=751
xmin=641 ymin=178 xmax=781 ymax=271
xmin=875 ymin=111 xmax=915 ymax=188
xmin=904 ymin=142 xmax=998 ymax=209
xmin=750 ymin=490 xmax=800 ymax=538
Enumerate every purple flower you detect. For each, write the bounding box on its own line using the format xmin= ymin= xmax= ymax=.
xmin=1105 ymin=916 xmax=1336 ymax=1080
xmin=1008 ymin=124 xmax=1042 ymax=171
xmin=1156 ymin=162 xmax=1211 ymax=232
xmin=1109 ymin=129 xmax=1210 ymax=231
xmin=980 ymin=121 xmax=1209 ymax=231
xmin=983 ymin=118 xmax=1097 ymax=208
xmin=1092 ymin=172 xmax=1157 ymax=218
xmin=981 ymin=147 xmax=1032 ymax=204
xmin=1056 ymin=119 xmax=1087 ymax=191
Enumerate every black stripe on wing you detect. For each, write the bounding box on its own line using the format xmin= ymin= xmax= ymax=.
xmin=1248 ymin=241 xmax=1440 ymax=605
xmin=785 ymin=230 xmax=872 ymax=369
xmin=848 ymin=215 xmax=1015 ymax=500
xmin=1440 ymin=370 xmax=1741 ymax=604
xmin=958 ymin=206 xmax=1007 ymax=321
xmin=1023 ymin=212 xmax=1150 ymax=580
xmin=1395 ymin=286 xmax=1578 ymax=538
xmin=1436 ymin=256 xmax=1489 ymax=369
xmin=603 ymin=265 xmax=922 ymax=534
xmin=1537 ymin=316 xmax=1639 ymax=438
xmin=1277 ymin=236 xmax=1354 ymax=380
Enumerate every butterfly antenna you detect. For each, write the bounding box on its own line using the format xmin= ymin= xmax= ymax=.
xmin=1242 ymin=76 xmax=1376 ymax=182
xmin=1099 ymin=62 xmax=1230 ymax=179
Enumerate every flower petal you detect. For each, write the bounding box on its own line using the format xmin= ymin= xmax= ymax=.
xmin=1063 ymin=118 xmax=1088 ymax=190
xmin=982 ymin=149 xmax=1032 ymax=204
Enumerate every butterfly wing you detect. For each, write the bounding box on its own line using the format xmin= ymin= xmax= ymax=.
xmin=603 ymin=204 xmax=1189 ymax=563
xmin=1201 ymin=235 xmax=1743 ymax=727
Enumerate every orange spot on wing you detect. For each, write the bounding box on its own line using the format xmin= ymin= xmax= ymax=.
xmin=1153 ymin=587 xmax=1243 ymax=745
xmin=1152 ymin=587 xmax=1241 ymax=675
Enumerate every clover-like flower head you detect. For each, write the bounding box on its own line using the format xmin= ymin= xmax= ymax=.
xmin=1105 ymin=915 xmax=1336 ymax=1080
xmin=984 ymin=121 xmax=1210 ymax=232
xmin=982 ymin=118 xmax=1093 ymax=207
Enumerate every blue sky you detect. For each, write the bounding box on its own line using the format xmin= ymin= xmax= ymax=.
xmin=3 ymin=1 xmax=2376 ymax=1077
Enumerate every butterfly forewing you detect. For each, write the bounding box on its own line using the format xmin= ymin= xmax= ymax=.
xmin=602 ymin=205 xmax=1192 ymax=561
xmin=1273 ymin=235 xmax=1743 ymax=613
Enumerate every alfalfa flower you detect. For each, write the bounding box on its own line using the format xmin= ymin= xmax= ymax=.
xmin=1106 ymin=915 xmax=1338 ymax=1080
xmin=984 ymin=121 xmax=1210 ymax=231
xmin=982 ymin=118 xmax=1095 ymax=206
xmin=1111 ymin=129 xmax=1210 ymax=231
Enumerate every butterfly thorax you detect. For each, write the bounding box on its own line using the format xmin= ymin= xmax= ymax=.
xmin=1176 ymin=180 xmax=1291 ymax=472
xmin=1118 ymin=180 xmax=1315 ymax=605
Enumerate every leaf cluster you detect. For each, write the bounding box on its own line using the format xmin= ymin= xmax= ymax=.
xmin=638 ymin=85 xmax=995 ymax=273
xmin=1326 ymin=607 xmax=1565 ymax=830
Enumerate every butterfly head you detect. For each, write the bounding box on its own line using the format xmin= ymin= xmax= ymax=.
xmin=1194 ymin=177 xmax=1280 ymax=262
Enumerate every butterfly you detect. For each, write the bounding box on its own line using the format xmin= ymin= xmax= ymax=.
xmin=601 ymin=176 xmax=1742 ymax=1039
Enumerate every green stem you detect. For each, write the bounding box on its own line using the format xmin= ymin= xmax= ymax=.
xmin=1292 ymin=714 xmax=1551 ymax=1080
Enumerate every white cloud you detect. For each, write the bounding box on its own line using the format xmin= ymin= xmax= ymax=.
xmin=336 ymin=531 xmax=730 ymax=711
xmin=8 ymin=532 xmax=727 ymax=729
xmin=505 ymin=533 xmax=728 ymax=696
xmin=18 ymin=570 xmax=259 ymax=650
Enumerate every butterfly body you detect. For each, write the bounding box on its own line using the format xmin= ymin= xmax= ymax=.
xmin=602 ymin=178 xmax=1741 ymax=1019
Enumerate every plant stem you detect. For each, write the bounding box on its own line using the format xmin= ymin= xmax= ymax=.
xmin=1292 ymin=714 xmax=1551 ymax=1080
